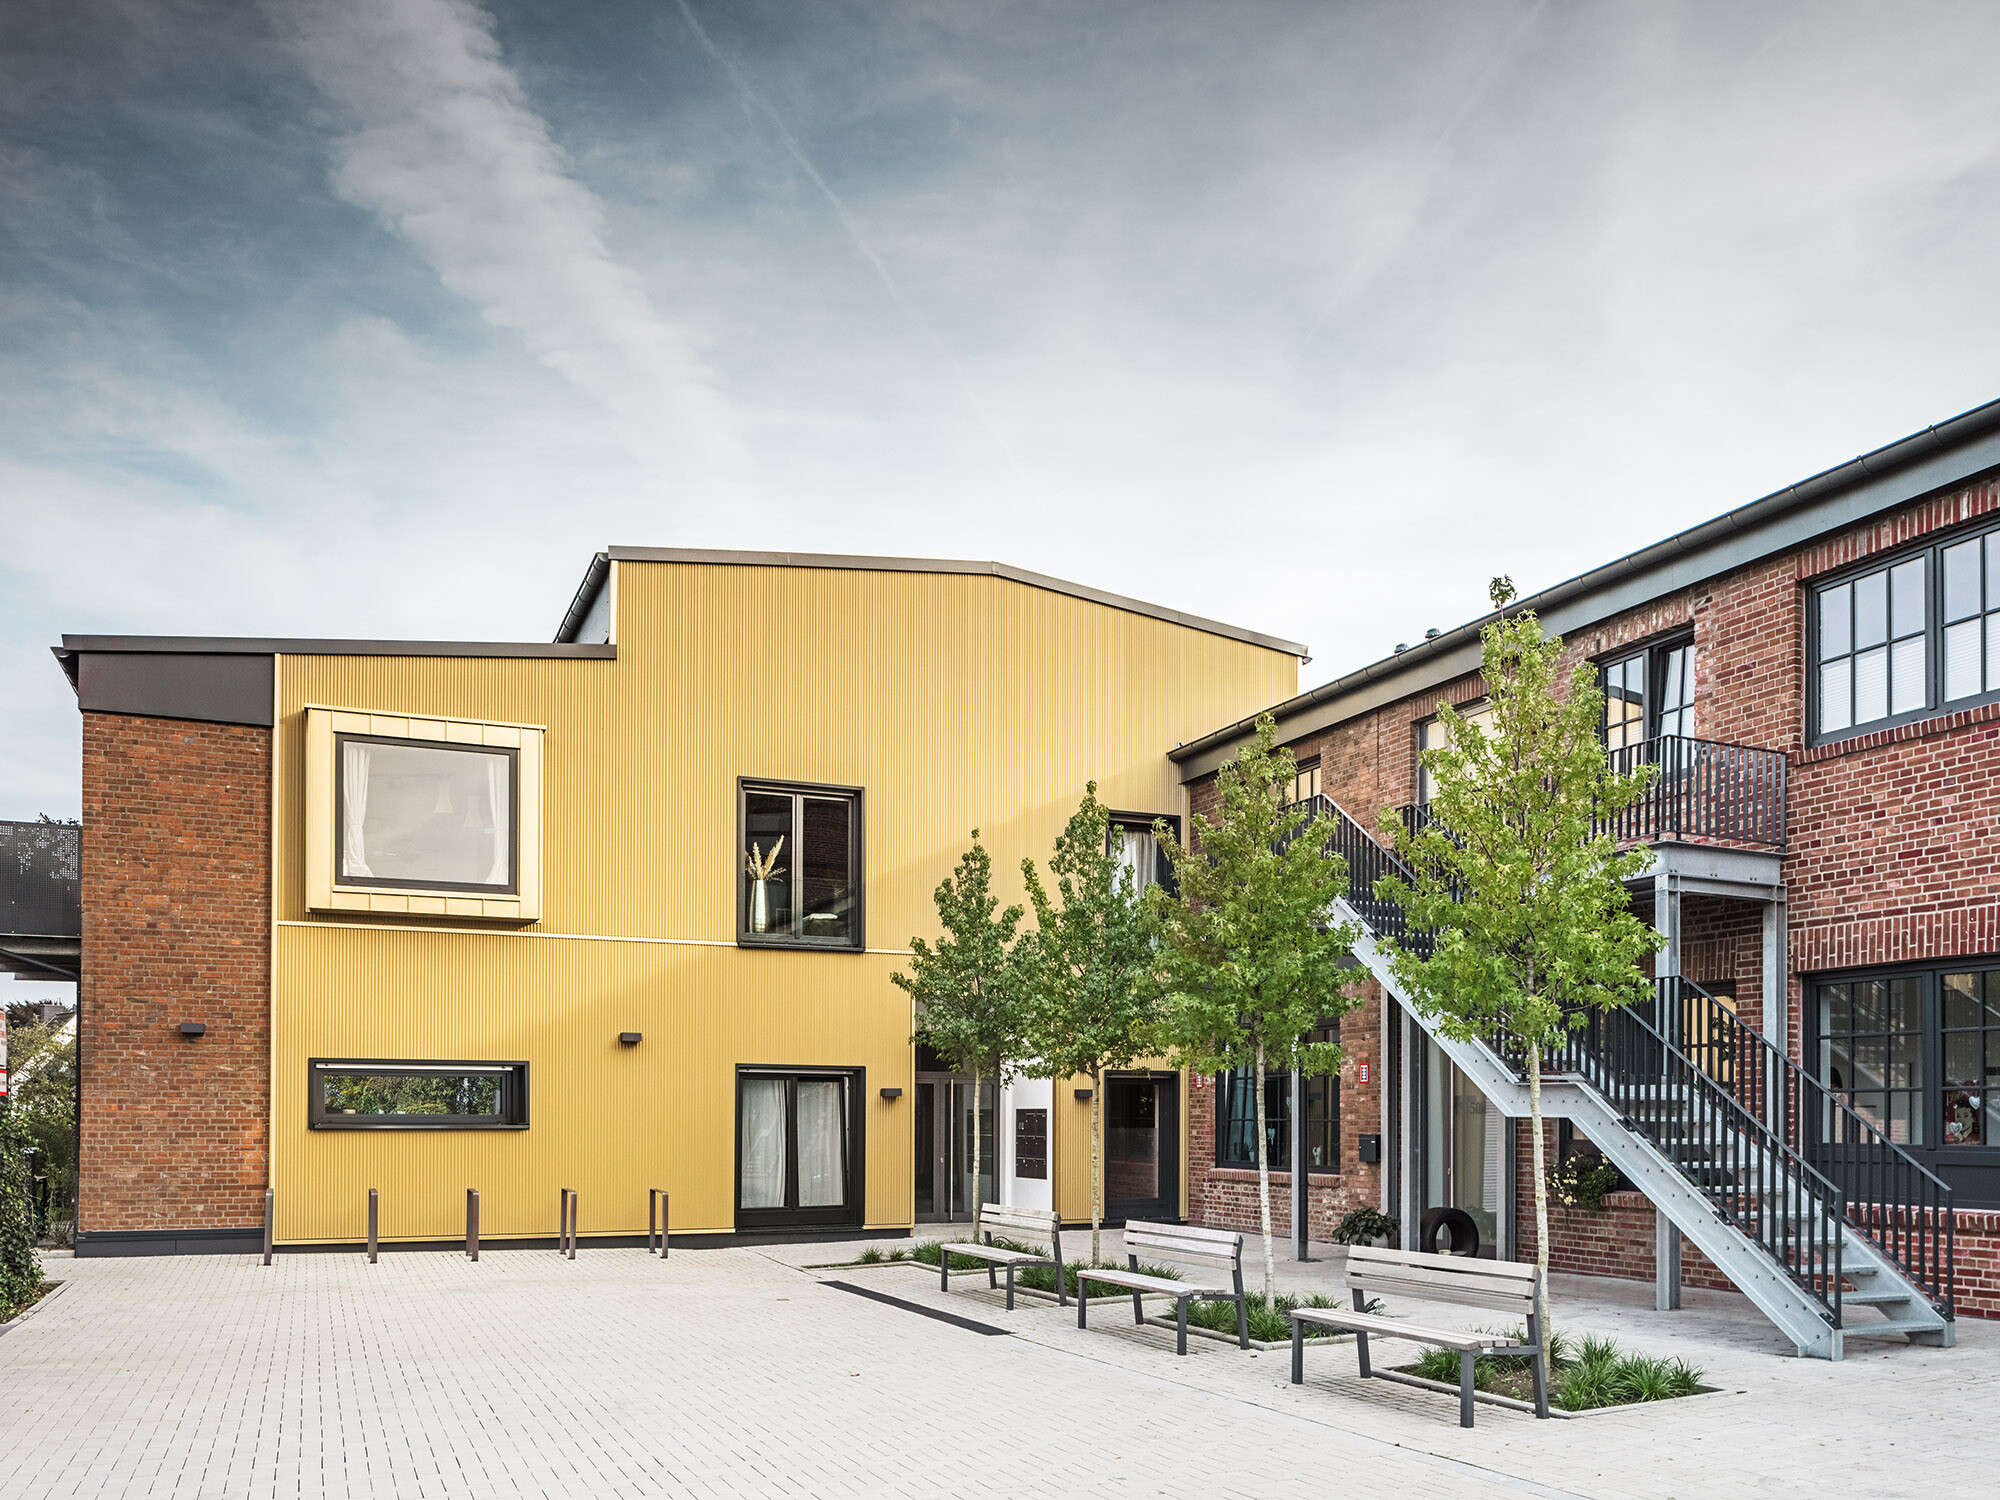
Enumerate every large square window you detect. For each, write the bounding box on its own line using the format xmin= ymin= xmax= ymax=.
xmin=305 ymin=709 xmax=543 ymax=920
xmin=738 ymin=781 xmax=861 ymax=947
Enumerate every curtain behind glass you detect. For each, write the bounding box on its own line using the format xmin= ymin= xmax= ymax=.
xmin=1115 ymin=827 xmax=1156 ymax=895
xmin=484 ymin=754 xmax=510 ymax=886
xmin=340 ymin=741 xmax=374 ymax=878
xmin=740 ymin=1080 xmax=787 ymax=1209
xmin=796 ymin=1080 xmax=847 ymax=1208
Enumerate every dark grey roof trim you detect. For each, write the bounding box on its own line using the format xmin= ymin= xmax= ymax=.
xmin=602 ymin=546 xmax=1309 ymax=658
xmin=53 ymin=636 xmax=614 ymax=693
xmin=555 ymin=553 xmax=611 ymax=643
xmin=57 ymin=635 xmax=616 ymax=659
xmin=1171 ymin=393 xmax=2000 ymax=780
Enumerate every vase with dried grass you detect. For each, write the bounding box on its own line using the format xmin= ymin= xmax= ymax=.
xmin=745 ymin=836 xmax=786 ymax=933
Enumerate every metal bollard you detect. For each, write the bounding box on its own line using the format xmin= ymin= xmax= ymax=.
xmin=662 ymin=1190 xmax=670 ymax=1260
xmin=262 ymin=1190 xmax=274 ymax=1266
xmin=567 ymin=1189 xmax=578 ymax=1260
xmin=648 ymin=1189 xmax=661 ymax=1256
xmin=466 ymin=1189 xmax=479 ymax=1261
xmin=367 ymin=1189 xmax=378 ymax=1264
xmin=558 ymin=1188 xmax=576 ymax=1258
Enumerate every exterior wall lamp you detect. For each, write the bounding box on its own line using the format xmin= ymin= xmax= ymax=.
xmin=618 ymin=1032 xmax=642 ymax=1046
xmin=879 ymin=1087 xmax=903 ymax=1100
xmin=179 ymin=1022 xmax=206 ymax=1038
xmin=1073 ymin=1088 xmax=1093 ymax=1101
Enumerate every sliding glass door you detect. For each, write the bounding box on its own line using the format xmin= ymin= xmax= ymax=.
xmin=736 ymin=1069 xmax=865 ymax=1229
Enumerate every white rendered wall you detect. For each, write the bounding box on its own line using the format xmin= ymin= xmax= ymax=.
xmin=999 ymin=1076 xmax=1054 ymax=1210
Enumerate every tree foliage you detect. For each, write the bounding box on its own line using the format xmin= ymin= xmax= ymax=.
xmin=1380 ymin=610 xmax=1660 ymax=1359
xmin=894 ymin=832 xmax=1026 ymax=1233
xmin=0 ymin=1107 xmax=44 ymax=1315
xmin=5 ymin=1011 xmax=75 ymax=1241
xmin=1154 ymin=713 xmax=1358 ymax=1297
xmin=1018 ymin=785 xmax=1155 ymax=1261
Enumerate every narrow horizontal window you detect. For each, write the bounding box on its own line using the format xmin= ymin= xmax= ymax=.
xmin=309 ymin=1059 xmax=529 ymax=1129
xmin=338 ymin=734 xmax=517 ymax=894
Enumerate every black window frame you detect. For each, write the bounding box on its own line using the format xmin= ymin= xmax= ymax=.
xmin=333 ymin=732 xmax=521 ymax=896
xmin=1807 ymin=516 xmax=2000 ymax=747
xmin=1414 ymin=701 xmax=1495 ymax=806
xmin=733 ymin=1066 xmax=867 ymax=1230
xmin=736 ymin=778 xmax=864 ymax=951
xmin=1596 ymin=629 xmax=1695 ymax=748
xmin=1212 ymin=1022 xmax=1340 ymax=1174
xmin=1808 ymin=958 xmax=2000 ymax=1207
xmin=308 ymin=1058 xmax=530 ymax=1130
xmin=1106 ymin=810 xmax=1181 ymax=898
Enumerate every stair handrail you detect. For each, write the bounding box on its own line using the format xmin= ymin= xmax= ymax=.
xmin=1295 ymin=793 xmax=1846 ymax=1327
xmin=1667 ymin=975 xmax=1954 ymax=1320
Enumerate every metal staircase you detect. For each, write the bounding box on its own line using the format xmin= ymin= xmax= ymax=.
xmin=1294 ymin=794 xmax=1954 ymax=1360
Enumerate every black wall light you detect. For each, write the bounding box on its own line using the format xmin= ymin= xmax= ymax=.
xmin=619 ymin=1032 xmax=642 ymax=1046
xmin=1073 ymin=1087 xmax=1093 ymax=1101
xmin=879 ymin=1087 xmax=903 ymax=1100
xmin=179 ymin=1022 xmax=206 ymax=1038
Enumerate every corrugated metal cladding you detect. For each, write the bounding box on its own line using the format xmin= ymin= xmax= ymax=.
xmin=273 ymin=562 xmax=1296 ymax=1243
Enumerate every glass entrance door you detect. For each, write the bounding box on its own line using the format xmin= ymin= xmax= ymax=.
xmin=1421 ymin=1043 xmax=1503 ymax=1257
xmin=914 ymin=1072 xmax=994 ymax=1223
xmin=1104 ymin=1073 xmax=1180 ymax=1223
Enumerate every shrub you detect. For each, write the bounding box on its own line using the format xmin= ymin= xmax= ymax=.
xmin=1186 ymin=1290 xmax=1350 ymax=1342
xmin=1331 ymin=1208 xmax=1399 ymax=1246
xmin=0 ymin=1111 xmax=45 ymax=1317
xmin=856 ymin=1246 xmax=885 ymax=1264
xmin=1547 ymin=1152 xmax=1624 ymax=1214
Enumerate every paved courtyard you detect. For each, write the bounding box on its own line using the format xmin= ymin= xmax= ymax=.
xmin=0 ymin=1234 xmax=1984 ymax=1499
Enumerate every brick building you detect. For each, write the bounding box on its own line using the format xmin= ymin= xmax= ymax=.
xmin=1175 ymin=398 xmax=2000 ymax=1348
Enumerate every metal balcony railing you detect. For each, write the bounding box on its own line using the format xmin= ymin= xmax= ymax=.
xmin=1600 ymin=734 xmax=1787 ymax=850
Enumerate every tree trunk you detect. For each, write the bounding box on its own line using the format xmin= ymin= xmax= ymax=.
xmin=1528 ymin=1040 xmax=1553 ymax=1369
xmin=1253 ymin=1036 xmax=1276 ymax=1302
xmin=1089 ymin=1066 xmax=1103 ymax=1264
xmin=970 ymin=1066 xmax=983 ymax=1240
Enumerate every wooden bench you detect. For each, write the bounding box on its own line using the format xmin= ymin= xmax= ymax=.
xmin=936 ymin=1204 xmax=1066 ymax=1310
xmin=1289 ymin=1244 xmax=1549 ymax=1428
xmin=1075 ymin=1221 xmax=1247 ymax=1355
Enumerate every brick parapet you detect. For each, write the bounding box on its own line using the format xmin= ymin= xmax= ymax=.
xmin=80 ymin=711 xmax=272 ymax=1234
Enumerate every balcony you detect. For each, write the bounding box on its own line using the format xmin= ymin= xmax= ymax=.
xmin=1398 ymin=733 xmax=1787 ymax=856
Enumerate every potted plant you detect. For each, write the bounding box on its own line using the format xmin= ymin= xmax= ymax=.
xmin=745 ymin=837 xmax=785 ymax=933
xmin=1332 ymin=1207 xmax=1399 ymax=1248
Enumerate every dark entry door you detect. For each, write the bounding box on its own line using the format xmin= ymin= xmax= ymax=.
xmin=1104 ymin=1072 xmax=1180 ymax=1223
xmin=913 ymin=1072 xmax=994 ymax=1222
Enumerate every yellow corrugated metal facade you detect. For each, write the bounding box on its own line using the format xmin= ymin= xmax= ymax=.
xmin=270 ymin=559 xmax=1296 ymax=1244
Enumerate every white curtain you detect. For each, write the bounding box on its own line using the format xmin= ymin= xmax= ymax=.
xmin=1116 ymin=827 xmax=1156 ymax=895
xmin=484 ymin=754 xmax=510 ymax=886
xmin=796 ymin=1080 xmax=847 ymax=1208
xmin=340 ymin=741 xmax=373 ymax=878
xmin=739 ymin=1080 xmax=787 ymax=1209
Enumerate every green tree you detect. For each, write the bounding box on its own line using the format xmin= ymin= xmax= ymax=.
xmin=893 ymin=832 xmax=1026 ymax=1237
xmin=1154 ymin=714 xmax=1358 ymax=1299
xmin=5 ymin=1012 xmax=76 ymax=1239
xmin=0 ymin=1106 xmax=44 ymax=1315
xmin=1018 ymin=785 xmax=1156 ymax=1262
xmin=1380 ymin=604 xmax=1660 ymax=1362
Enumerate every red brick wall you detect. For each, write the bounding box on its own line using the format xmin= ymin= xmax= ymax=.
xmin=1180 ymin=467 xmax=2000 ymax=1304
xmin=80 ymin=712 xmax=271 ymax=1234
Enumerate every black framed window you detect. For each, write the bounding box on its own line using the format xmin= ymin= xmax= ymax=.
xmin=1599 ymin=635 xmax=1693 ymax=749
xmin=1282 ymin=755 xmax=1321 ymax=807
xmin=1812 ymin=960 xmax=2000 ymax=1206
xmin=335 ymin=734 xmax=518 ymax=894
xmin=1808 ymin=520 xmax=2000 ymax=744
xmin=1214 ymin=1024 xmax=1338 ymax=1171
xmin=1107 ymin=812 xmax=1180 ymax=898
xmin=738 ymin=781 xmax=861 ymax=948
xmin=309 ymin=1059 xmax=528 ymax=1129
xmin=736 ymin=1068 xmax=865 ymax=1228
xmin=1416 ymin=703 xmax=1495 ymax=805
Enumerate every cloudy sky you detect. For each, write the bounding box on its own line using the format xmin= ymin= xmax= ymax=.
xmin=6 ymin=0 xmax=2000 ymax=821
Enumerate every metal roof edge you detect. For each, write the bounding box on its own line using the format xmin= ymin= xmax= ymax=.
xmin=56 ymin=636 xmax=618 ymax=660
xmin=554 ymin=553 xmax=612 ymax=644
xmin=604 ymin=546 xmax=1309 ymax=658
xmin=1170 ymin=393 xmax=2000 ymax=778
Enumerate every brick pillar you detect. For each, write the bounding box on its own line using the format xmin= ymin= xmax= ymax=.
xmin=79 ymin=712 xmax=271 ymax=1244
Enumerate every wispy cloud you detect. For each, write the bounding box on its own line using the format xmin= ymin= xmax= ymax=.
xmin=276 ymin=0 xmax=746 ymax=488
